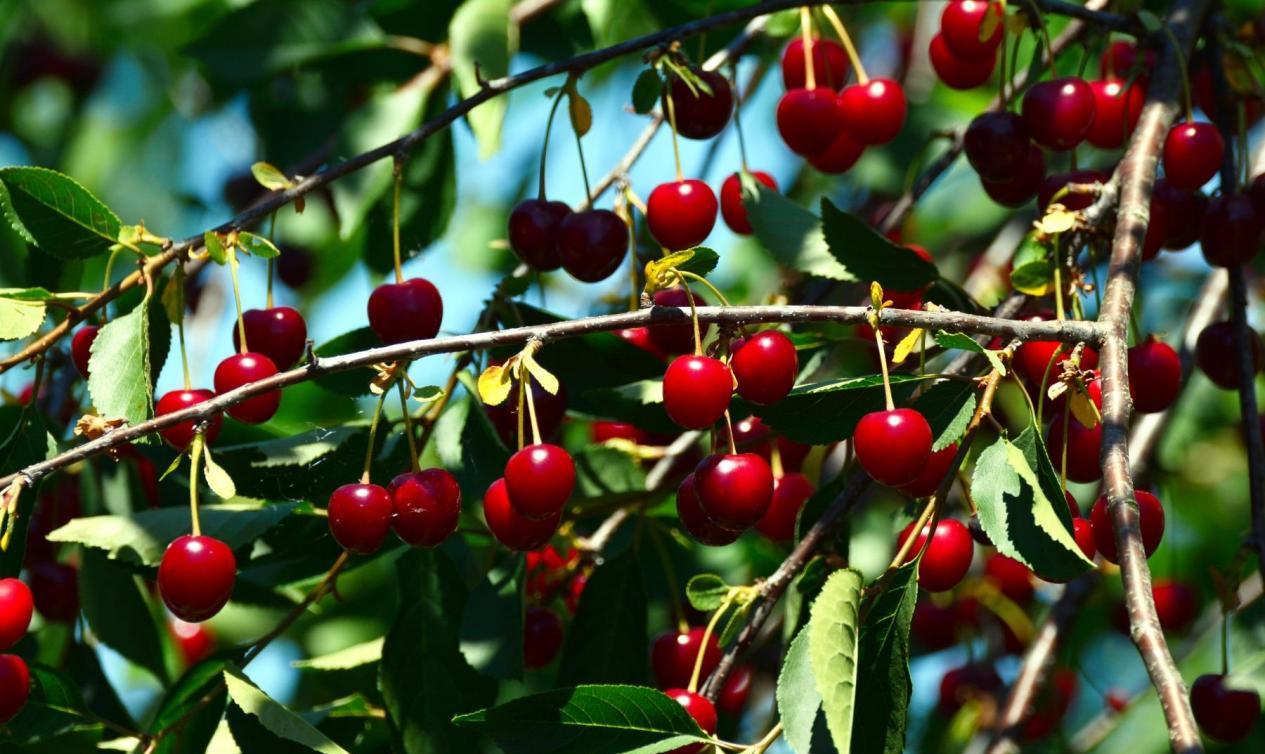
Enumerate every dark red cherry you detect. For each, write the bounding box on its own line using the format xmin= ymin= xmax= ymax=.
xmin=718 ymin=665 xmax=753 ymax=716
xmin=1191 ymin=674 xmax=1261 ymax=742
xmin=854 ymin=408 xmax=932 ymax=487
xmin=1196 ymin=321 xmax=1263 ymax=389
xmin=1200 ymin=194 xmax=1262 ymax=268
xmin=652 ymin=627 xmax=721 ymax=690
xmin=781 ymin=37 xmax=849 ymax=91
xmin=1021 ymin=77 xmax=1096 ymax=150
xmin=1015 ymin=340 xmax=1099 ymax=386
xmin=214 ymin=352 xmax=281 ymax=424
xmin=71 ymin=325 xmax=98 ymax=378
xmin=525 ymin=545 xmax=580 ymax=601
xmin=1022 ymin=667 xmax=1078 ymax=740
xmin=505 ymin=443 xmax=575 ymax=520
xmin=929 ymin=34 xmax=996 ymax=90
xmin=940 ymin=1 xmax=1004 ymax=61
xmin=1038 ymin=170 xmax=1110 ymax=211
xmin=234 ymin=307 xmax=307 ymax=369
xmin=0 ymin=654 xmax=30 ymax=725
xmin=1154 ymin=179 xmax=1207 ymax=251
xmin=898 ymin=519 xmax=974 ymax=592
xmin=669 ymin=69 xmax=733 ymax=140
xmin=523 ymin=606 xmax=565 ymax=669
xmin=647 ymin=180 xmax=718 ymax=251
xmin=1089 ymin=490 xmax=1164 ymax=564
xmin=1128 ymin=337 xmax=1181 ymax=413
xmin=776 ymin=88 xmax=844 ymax=156
xmin=389 ymin=468 xmax=461 ymax=547
xmin=156 ymin=389 xmax=222 ymax=450
xmin=731 ymin=331 xmax=797 ymax=405
xmin=964 ymin=111 xmax=1031 ymax=182
xmin=509 ymin=200 xmax=571 ymax=271
xmin=938 ymin=663 xmax=1003 ymax=715
xmin=677 ymin=473 xmax=741 ymax=546
xmin=0 ymin=578 xmax=33 ymax=651
xmin=327 ymin=483 xmax=393 ymax=554
xmin=719 ymin=171 xmax=777 ymax=234
xmin=1072 ymin=518 xmax=1096 ymax=560
xmin=28 ymin=562 xmax=77 ymax=622
xmin=170 ymin=618 xmax=215 ymax=666
xmin=1152 ymin=579 xmax=1199 ymax=633
xmin=484 ymin=478 xmax=559 ymax=551
xmin=755 ymin=472 xmax=813 ymax=542
xmin=590 ymin=421 xmax=650 ymax=445
xmin=276 ymin=243 xmax=314 ymax=289
xmin=367 ymin=277 xmax=442 ymax=344
xmin=1046 ymin=417 xmax=1102 ymax=483
xmin=912 ymin=599 xmax=959 ymax=650
xmin=557 ymin=209 xmax=628 ymax=282
xmin=839 ymin=79 xmax=907 ymax=145
xmin=618 ymin=326 xmax=667 ymax=360
xmin=980 ymin=145 xmax=1045 ymax=206
xmin=1162 ymin=122 xmax=1224 ymax=191
xmin=806 ymin=127 xmax=865 ymax=174
xmin=1099 ymin=40 xmax=1156 ymax=82
xmin=664 ymin=688 xmax=717 ymax=753
xmin=899 ymin=444 xmax=958 ymax=498
xmin=1086 ymin=79 xmax=1145 ymax=149
xmin=649 ymin=287 xmax=710 ymax=356
xmin=984 ymin=553 xmax=1035 ymax=604
xmin=694 ymin=453 xmax=774 ymax=530
xmin=485 ymin=377 xmax=568 ymax=446
xmin=663 ymin=355 xmax=732 ymax=430
xmin=158 ymin=535 xmax=236 ymax=623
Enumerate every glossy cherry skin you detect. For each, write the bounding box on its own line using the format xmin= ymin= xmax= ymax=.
xmin=854 ymin=408 xmax=932 ymax=487
xmin=1046 ymin=417 xmax=1102 ymax=483
xmin=899 ymin=444 xmax=958 ymax=498
xmin=1021 ymin=77 xmax=1096 ymax=151
xmin=719 ymin=170 xmax=777 ymax=234
xmin=158 ymin=535 xmax=236 ymax=623
xmin=389 ymin=468 xmax=461 ymax=547
xmin=557 ymin=209 xmax=628 ymax=282
xmin=718 ymin=664 xmax=753 ymax=715
xmin=327 ymin=483 xmax=394 ymax=554
xmin=731 ymin=331 xmax=797 ymax=405
xmin=234 ymin=306 xmax=307 ymax=369
xmin=807 ymin=127 xmax=865 ymax=174
xmin=1162 ymin=122 xmax=1224 ymax=191
xmin=980 ymin=145 xmax=1045 ymax=207
xmin=485 ymin=378 xmax=568 ymax=446
xmin=693 ymin=453 xmax=774 ymax=531
xmin=367 ymin=277 xmax=442 ymax=344
xmin=1127 ymin=338 xmax=1181 ymax=414
xmin=1196 ymin=321 xmax=1263 ymax=389
xmin=484 ymin=478 xmax=559 ymax=552
xmin=1086 ymin=80 xmax=1145 ymax=149
xmin=0 ymin=579 xmax=33 ymax=651
xmin=0 ymin=654 xmax=30 ymax=724
xmin=1038 ymin=170 xmax=1110 ymax=211
xmin=647 ymin=180 xmax=718 ymax=251
xmin=781 ymin=37 xmax=849 ymax=91
xmin=71 ymin=325 xmax=98 ymax=378
xmin=1191 ymin=674 xmax=1261 ymax=742
xmin=929 ymin=34 xmax=996 ymax=90
xmin=1089 ymin=490 xmax=1164 ymax=564
xmin=984 ymin=553 xmax=1035 ymax=604
xmin=940 ymin=1 xmax=1004 ymax=61
xmin=214 ymin=352 xmax=281 ymax=424
xmin=669 ymin=69 xmax=732 ymax=140
xmin=649 ymin=287 xmax=710 ymax=356
xmin=964 ymin=111 xmax=1031 ymax=182
xmin=663 ymin=688 xmax=717 ymax=754
xmin=1145 ymin=178 xmax=1208 ymax=255
xmin=776 ymin=88 xmax=844 ymax=155
xmin=754 ymin=472 xmax=814 ymax=542
xmin=652 ymin=627 xmax=721 ymax=690
xmin=1015 ymin=341 xmax=1099 ymax=387
xmin=1200 ymin=194 xmax=1262 ymax=268
xmin=156 ymin=389 xmax=222 ymax=450
xmin=1072 ymin=518 xmax=1096 ymax=560
xmin=618 ymin=326 xmax=667 ymax=360
xmin=27 ymin=562 xmax=77 ymax=622
xmin=523 ymin=606 xmax=565 ymax=669
xmin=839 ymin=79 xmax=906 ymax=145
xmin=898 ymin=519 xmax=974 ymax=592
xmin=505 ymin=443 xmax=575 ymax=521
xmin=509 ymin=199 xmax=571 ymax=271
xmin=1152 ymin=579 xmax=1199 ymax=633
xmin=170 ymin=618 xmax=216 ymax=666
xmin=676 ymin=473 xmax=741 ymax=546
xmin=663 ymin=355 xmax=732 ymax=430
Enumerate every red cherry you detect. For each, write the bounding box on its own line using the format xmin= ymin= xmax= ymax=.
xmin=663 ymin=355 xmax=732 ymax=430
xmin=276 ymin=243 xmax=314 ymax=289
xmin=170 ymin=619 xmax=215 ymax=666
xmin=652 ymin=627 xmax=721 ymax=690
xmin=755 ymin=472 xmax=814 ymax=542
xmin=647 ymin=180 xmax=718 ymax=251
xmin=719 ymin=171 xmax=777 ymax=234
xmin=1162 ymin=122 xmax=1224 ymax=191
xmin=327 ymin=483 xmax=394 ymax=554
xmin=1089 ymin=491 xmax=1164 ymax=564
xmin=523 ymin=606 xmax=565 ymax=669
xmin=912 ymin=599 xmax=960 ymax=650
xmin=929 ymin=34 xmax=996 ymax=90
xmin=1072 ymin=517 xmax=1096 ymax=560
xmin=158 ymin=535 xmax=236 ymax=623
xmin=557 ymin=209 xmax=628 ymax=282
xmin=899 ymin=444 xmax=958 ymax=498
xmin=0 ymin=654 xmax=30 ymax=724
xmin=71 ymin=325 xmax=98 ymax=378
xmin=677 ymin=473 xmax=742 ymax=546
xmin=1191 ymin=674 xmax=1261 ymax=742
xmin=1200 ymin=194 xmax=1261 ymax=268
xmin=898 ymin=519 xmax=974 ymax=592
xmin=618 ymin=326 xmax=667 ymax=360
xmin=1022 ymin=667 xmax=1077 ymax=740
xmin=1021 ymin=77 xmax=1096 ymax=150
xmin=839 ymin=79 xmax=906 ymax=145
xmin=508 ymin=199 xmax=571 ymax=271
xmin=664 ymin=688 xmax=718 ymax=753
xmin=1154 ymin=179 xmax=1207 ymax=251
xmin=781 ymin=37 xmax=849 ymax=91
xmin=1099 ymin=40 xmax=1156 ymax=81
xmin=717 ymin=664 xmax=753 ymax=716
xmin=1038 ymin=170 xmax=1110 ymax=212
xmin=1152 ymin=579 xmax=1199 ymax=633
xmin=731 ymin=331 xmax=797 ymax=405
xmin=938 ymin=663 xmax=1003 ymax=715
xmin=776 ymin=88 xmax=844 ymax=156
xmin=389 ymin=468 xmax=461 ymax=547
xmin=1196 ymin=321 xmax=1263 ymax=389
xmin=984 ymin=553 xmax=1035 ymax=604
xmin=693 ymin=453 xmax=774 ymax=530
xmin=806 ymin=127 xmax=865 ymax=174
xmin=0 ymin=578 xmax=33 ymax=650
xmin=28 ymin=562 xmax=78 ymax=622
xmin=234 ymin=307 xmax=307 ymax=369
xmin=980 ymin=145 xmax=1045 ymax=206
xmin=964 ymin=111 xmax=1032 ymax=182
xmin=1015 ymin=340 xmax=1099 ymax=386
xmin=213 ymin=352 xmax=281 ymax=424
xmin=484 ymin=478 xmax=559 ymax=551
xmin=505 ymin=443 xmax=575 ymax=520
xmin=525 ymin=544 xmax=579 ymax=600
xmin=590 ymin=421 xmax=649 ymax=445
xmin=940 ymin=1 xmax=1004 ymax=61
xmin=669 ymin=69 xmax=732 ymax=140
xmin=366 ymin=277 xmax=442 ymax=344
xmin=565 ymin=573 xmax=588 ymax=614
xmin=854 ymin=408 xmax=932 ymax=487
xmin=1127 ymin=338 xmax=1181 ymax=414
xmin=155 ymin=389 xmax=222 ymax=450
xmin=1046 ymin=417 xmax=1102 ymax=483
xmin=485 ymin=378 xmax=568 ymax=446
xmin=649 ymin=287 xmax=710 ymax=356
xmin=1086 ymin=79 xmax=1145 ymax=149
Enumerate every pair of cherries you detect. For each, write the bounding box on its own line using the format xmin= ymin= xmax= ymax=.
xmin=0 ymin=578 xmax=33 ymax=724
xmin=644 ymin=169 xmax=782 ymax=249
xmin=929 ymin=1 xmax=1004 ymax=91
xmin=661 ymin=330 xmax=799 ymax=431
xmin=507 ymin=201 xmax=629 ymax=282
xmin=327 ymin=469 xmax=463 ymax=554
xmin=484 ymin=444 xmax=576 ymax=552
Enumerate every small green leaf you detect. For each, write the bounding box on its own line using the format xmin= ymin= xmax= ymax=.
xmin=778 ymin=624 xmax=823 ymax=754
xmin=933 ymin=331 xmax=1007 ymax=376
xmin=0 ymin=296 xmax=46 ymax=340
xmin=632 ymin=69 xmax=663 ymax=114
xmin=293 ymin=638 xmax=384 ymax=671
xmin=449 ymin=0 xmax=515 ymax=158
xmin=676 ymin=246 xmax=719 ymax=277
xmin=809 ymin=569 xmax=863 ymax=754
xmin=820 ymin=200 xmax=939 ymax=292
xmin=685 ymin=574 xmax=731 ymax=612
xmin=203 ymin=446 xmax=237 ymax=500
xmin=223 ymin=667 xmax=349 ymax=754
xmin=250 ymin=162 xmax=293 ymax=191
xmin=0 ymin=166 xmax=122 ymax=259
xmin=745 ymin=183 xmax=851 ymax=280
xmin=1137 ymin=9 xmax=1164 ymax=31
xmin=1010 ymin=235 xmax=1054 ymax=296
xmin=559 ymin=551 xmax=648 ymax=686
xmin=236 ymin=232 xmax=280 ymax=259
xmin=87 ymin=302 xmax=155 ymax=425
xmin=204 ymin=231 xmax=228 ymax=265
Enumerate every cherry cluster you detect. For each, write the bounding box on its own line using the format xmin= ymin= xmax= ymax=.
xmin=0 ymin=578 xmax=34 ymax=725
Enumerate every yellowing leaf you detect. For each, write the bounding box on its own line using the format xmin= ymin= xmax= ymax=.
xmin=1035 ymin=207 xmax=1077 ymax=235
xmin=568 ymin=90 xmax=592 ymax=138
xmin=869 ymin=281 xmax=885 ymax=311
xmin=0 ymin=296 xmax=46 ymax=340
xmin=644 ymin=250 xmax=694 ymax=291
xmin=891 ymin=328 xmax=926 ymax=365
xmin=522 ymin=353 xmax=560 ymax=396
xmin=203 ymin=445 xmax=237 ymax=500
xmin=413 ymin=385 xmax=446 ymax=404
xmin=1068 ymin=388 xmax=1101 ymax=428
xmin=478 ymin=364 xmax=513 ymax=406
xmin=251 ymin=161 xmax=294 ymax=191
xmin=979 ymin=4 xmax=1003 ymax=41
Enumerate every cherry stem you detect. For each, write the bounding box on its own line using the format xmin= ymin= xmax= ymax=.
xmin=516 ymin=371 xmax=528 ymax=451
xmin=664 ymin=88 xmax=686 ymax=183
xmin=1022 ymin=0 xmax=1055 ymax=70
xmin=362 ymin=384 xmax=391 ymax=483
xmin=397 ymin=378 xmax=420 ymax=473
xmin=101 ymin=247 xmax=124 ymax=324
xmin=688 ymin=592 xmax=732 ymax=693
xmin=1053 ymin=237 xmax=1066 ymax=321
xmin=175 ymin=265 xmax=192 ymax=391
xmin=769 ymin=435 xmax=784 ymax=479
xmin=747 ymin=722 xmax=784 ymax=754
xmin=189 ymin=434 xmax=204 ymax=537
xmin=887 ymin=496 xmax=936 ymax=572
xmin=1160 ymin=25 xmax=1195 ymax=121
xmin=674 ymin=271 xmax=704 ymax=356
xmin=618 ymin=193 xmax=638 ymax=312
xmin=392 ymin=158 xmax=405 ymax=284
xmin=729 ymin=65 xmax=751 ymax=173
xmin=539 ymin=86 xmax=567 ymax=200
xmin=523 ymin=368 xmax=543 ymax=446
xmin=798 ymin=7 xmax=817 ymax=90
xmin=997 ymin=20 xmax=1009 ymax=105
xmin=1060 ymin=400 xmax=1071 ymax=492
xmin=871 ymin=322 xmax=895 ymax=411
xmin=1222 ymin=613 xmax=1231 ymax=675
xmin=722 ymin=410 xmax=738 ymax=455
xmin=679 ymin=270 xmax=731 ymax=307
xmin=821 ymin=5 xmax=867 ymax=85
xmin=266 ymin=213 xmax=276 ymax=309
xmin=227 ymin=248 xmax=249 ymax=353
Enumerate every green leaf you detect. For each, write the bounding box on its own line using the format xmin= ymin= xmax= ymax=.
xmin=753 ymin=374 xmax=930 ymax=445
xmin=632 ymin=69 xmax=662 ymax=114
xmin=79 ymin=549 xmax=168 ymax=684
xmin=435 ymin=395 xmax=511 ymax=499
xmin=675 ymin=246 xmax=719 ymax=277
xmin=250 ymin=162 xmax=292 ymax=191
xmin=145 ymin=659 xmax=230 ymax=752
xmin=0 ymin=408 xmax=56 ymax=578
xmin=685 ymin=573 xmax=730 ymax=612
xmin=0 ymin=166 xmax=122 ymax=260
xmin=449 ymin=0 xmax=515 ymax=158
xmin=0 ymin=295 xmax=45 ymax=340
xmin=236 ymin=232 xmax=280 ymax=259
xmin=224 ymin=666 xmax=350 ymax=754
xmin=852 ymin=563 xmax=919 ymax=754
xmin=87 ymin=301 xmax=154 ymax=425
xmin=460 ymin=556 xmax=525 ymax=680
xmin=1010 ymin=235 xmax=1054 ymax=296
xmin=778 ymin=624 xmax=823 ymax=754
xmin=0 ymin=286 xmax=55 ymax=301
xmin=913 ymin=379 xmax=978 ymax=452
xmin=452 ymin=685 xmax=710 ymax=754
xmin=1 ymin=664 xmax=95 ymax=742
xmin=204 ymin=231 xmax=228 ymax=265
xmin=313 ymin=328 xmax=378 ymax=396
xmin=574 ymin=444 xmax=646 ymax=498
xmin=809 ymin=569 xmax=863 ymax=754
xmin=580 ymin=380 xmax=678 ymax=434
xmin=294 ymin=638 xmax=384 ymax=671
xmin=560 ymin=552 xmax=648 ymax=686
xmin=744 ymin=182 xmax=851 ymax=280
xmin=820 ymin=200 xmax=939 ymax=292
xmin=203 ymin=445 xmax=237 ymax=500
xmin=933 ymin=331 xmax=1006 ymax=375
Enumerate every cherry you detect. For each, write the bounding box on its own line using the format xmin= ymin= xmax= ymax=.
xmin=158 ymin=535 xmax=236 ymax=623
xmin=1015 ymin=340 xmax=1099 ymax=387
xmin=1152 ymin=579 xmax=1198 ymax=633
xmin=1089 ymin=490 xmax=1164 ymax=564
xmin=523 ymin=606 xmax=565 ymax=669
xmin=1072 ymin=518 xmax=1096 ymax=560
xmin=754 ymin=472 xmax=814 ymax=542
xmin=525 ymin=545 xmax=580 ymax=600
xmin=854 ymin=408 xmax=932 ymax=487
xmin=693 ymin=453 xmax=774 ymax=530
xmin=565 ymin=573 xmax=588 ymax=613
xmin=0 ymin=654 xmax=30 ymax=725
xmin=1127 ymin=338 xmax=1181 ymax=414
xmin=929 ymin=34 xmax=996 ymax=90
xmin=71 ymin=325 xmax=98 ymax=378
xmin=984 ymin=553 xmax=1035 ymax=604
xmin=1064 ymin=490 xmax=1082 ymax=518
xmin=663 ymin=355 xmax=732 ymax=430
xmin=839 ymin=79 xmax=907 ymax=145
xmin=1099 ymin=40 xmax=1155 ymax=82
xmin=485 ymin=377 xmax=568 ymax=446
xmin=1196 ymin=321 xmax=1263 ymax=389
xmin=28 ymin=562 xmax=78 ymax=622
xmin=980 ymin=145 xmax=1045 ymax=207
xmin=965 ymin=111 xmax=1032 ymax=182
xmin=900 ymin=444 xmax=959 ymax=498
xmin=652 ymin=627 xmax=721 ymax=690
xmin=327 ymin=483 xmax=393 ymax=554
xmin=664 ymin=688 xmax=717 ymax=753
xmin=1200 ymin=194 xmax=1262 ymax=268
xmin=484 ymin=478 xmax=559 ymax=551
xmin=1086 ymin=80 xmax=1145 ymax=149
xmin=1022 ymin=667 xmax=1077 ymax=740
xmin=731 ymin=331 xmax=797 ymax=405
xmin=669 ymin=69 xmax=732 ymax=140
xmin=806 ymin=126 xmax=865 ymax=174
xmin=556 ymin=209 xmax=628 ymax=282
xmin=912 ymin=599 xmax=960 ymax=651
xmin=170 ymin=618 xmax=215 ymax=666
xmin=677 ymin=473 xmax=741 ymax=546
xmin=1146 ymin=178 xmax=1208 ymax=253
xmin=649 ymin=287 xmax=710 ymax=356
xmin=718 ymin=664 xmax=753 ymax=716
xmin=898 ymin=519 xmax=974 ymax=592
xmin=647 ymin=180 xmax=718 ymax=251
xmin=234 ymin=307 xmax=308 ymax=369
xmin=1038 ymin=170 xmax=1110 ymax=211
xmin=389 ymin=468 xmax=461 ymax=547
xmin=276 ymin=244 xmax=314 ymax=289
xmin=155 ymin=389 xmax=222 ymax=450
xmin=719 ymin=170 xmax=777 ymax=234
xmin=0 ymin=578 xmax=33 ymax=650
xmin=366 ymin=277 xmax=442 ymax=344
xmin=22 ymin=481 xmax=80 ymax=567
xmin=940 ymin=1 xmax=1004 ymax=61
xmin=213 ymin=352 xmax=281 ymax=424
xmin=938 ymin=663 xmax=1003 ymax=715
xmin=505 ymin=443 xmax=575 ymax=521
xmin=591 ymin=421 xmax=651 ymax=445
xmin=776 ymin=88 xmax=843 ymax=155
xmin=618 ymin=326 xmax=667 ymax=360
xmin=1191 ymin=674 xmax=1261 ymax=742
xmin=1046 ymin=417 xmax=1102 ymax=483
xmin=1021 ymin=77 xmax=1096 ymax=150
xmin=1162 ymin=122 xmax=1224 ymax=191
xmin=781 ymin=37 xmax=849 ymax=91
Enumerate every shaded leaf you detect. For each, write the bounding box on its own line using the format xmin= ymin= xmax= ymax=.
xmin=313 ymin=328 xmax=378 ymax=396
xmin=560 ymin=552 xmax=648 ymax=686
xmin=676 ymin=246 xmax=719 ymax=277
xmin=851 ymin=563 xmax=918 ymax=754
xmin=913 ymin=379 xmax=978 ymax=452
xmin=460 ymin=557 xmax=525 ymax=680
xmin=753 ymin=374 xmax=930 ymax=445
xmin=449 ymin=0 xmax=515 ymax=158
xmin=0 ymin=166 xmax=121 ymax=260
xmin=820 ymin=200 xmax=938 ymax=292
xmin=294 ymin=638 xmax=384 ymax=671
xmin=79 ymin=549 xmax=167 ymax=684
xmin=632 ymin=69 xmax=662 ymax=114
xmin=224 ymin=667 xmax=349 ymax=754
xmin=745 ymin=183 xmax=850 ymax=280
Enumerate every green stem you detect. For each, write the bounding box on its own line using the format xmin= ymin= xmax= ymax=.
xmin=362 ymin=386 xmax=392 ymax=483
xmin=227 ymin=249 xmax=248 ymax=353
xmin=663 ymin=90 xmax=685 ymax=183
xmin=397 ymin=378 xmax=420 ymax=472
xmin=266 ymin=213 xmax=276 ymax=308
xmin=539 ymin=86 xmax=567 ymax=200
xmin=392 ymin=158 xmax=405 ymax=284
xmin=189 ymin=434 xmax=204 ymax=536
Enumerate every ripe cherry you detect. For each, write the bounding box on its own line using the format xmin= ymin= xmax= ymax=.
xmin=719 ymin=171 xmax=777 ymax=234
xmin=1153 ymin=179 xmax=1207 ymax=251
xmin=664 ymin=688 xmax=718 ymax=753
xmin=781 ymin=37 xmax=849 ymax=91
xmin=839 ymin=79 xmax=907 ymax=145
xmin=158 ymin=535 xmax=236 ymax=623
xmin=485 ymin=377 xmax=568 ymax=446
xmin=1191 ymin=674 xmax=1261 ymax=743
xmin=652 ymin=627 xmax=721 ymax=690
xmin=1046 ymin=417 xmax=1102 ymax=483
xmin=938 ymin=663 xmax=1003 ymax=715
xmin=669 ymin=69 xmax=732 ymax=140
xmin=1072 ymin=518 xmax=1096 ymax=560
xmin=526 ymin=545 xmax=580 ymax=600
xmin=0 ymin=578 xmax=33 ymax=650
xmin=1152 ymin=579 xmax=1199 ymax=633
xmin=980 ymin=145 xmax=1045 ymax=207
xmin=649 ymin=287 xmax=710 ymax=356
xmin=929 ymin=34 xmax=996 ymax=90
xmin=327 ymin=483 xmax=393 ymax=554
xmin=508 ymin=199 xmax=571 ymax=271
xmin=28 ymin=562 xmax=78 ymax=622
xmin=484 ymin=478 xmax=559 ymax=551
xmin=647 ymin=180 xmax=718 ymax=251
xmin=618 ymin=326 xmax=667 ymax=360
xmin=505 ymin=443 xmax=575 ymax=520
xmin=898 ymin=519 xmax=974 ymax=592
xmin=366 ymin=277 xmax=442 ymax=344
xmin=1089 ymin=490 xmax=1165 ymax=564
xmin=984 ymin=553 xmax=1035 ymax=604
xmin=731 ymin=331 xmax=797 ymax=405
xmin=1021 ymin=77 xmax=1096 ymax=150
xmin=964 ymin=111 xmax=1031 ymax=182
xmin=677 ymin=473 xmax=741 ymax=546
xmin=1162 ymin=122 xmax=1224 ymax=191
xmin=1015 ymin=340 xmax=1098 ymax=387
xmin=71 ymin=325 xmax=99 ymax=378
xmin=234 ymin=307 xmax=308 ymax=369
xmin=940 ymin=1 xmax=1004 ymax=61
xmin=807 ymin=127 xmax=865 ymax=174
xmin=663 ymin=355 xmax=732 ymax=430
xmin=1196 ymin=321 xmax=1263 ymax=389
xmin=1099 ymin=40 xmax=1156 ymax=82
xmin=389 ymin=468 xmax=461 ymax=547
xmin=556 ymin=209 xmax=628 ymax=282
xmin=755 ymin=472 xmax=814 ymax=542
xmin=718 ymin=664 xmax=753 ymax=716
xmin=776 ymin=88 xmax=844 ymax=155
xmin=1022 ymin=667 xmax=1078 ymax=740
xmin=523 ymin=606 xmax=565 ymax=669
xmin=912 ymin=599 xmax=960 ymax=651
xmin=0 ymin=654 xmax=30 ymax=725
xmin=1200 ymin=194 xmax=1261 ymax=268
xmin=1128 ymin=338 xmax=1181 ymax=414
xmin=214 ymin=352 xmax=281 ymax=424
xmin=1086 ymin=80 xmax=1145 ymax=149
xmin=694 ymin=453 xmax=774 ymax=530
xmin=276 ymin=244 xmax=314 ymax=289
xmin=170 ymin=618 xmax=215 ymax=666
xmin=900 ymin=444 xmax=959 ymax=498
xmin=854 ymin=408 xmax=932 ymax=487
xmin=156 ymin=389 xmax=222 ymax=450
